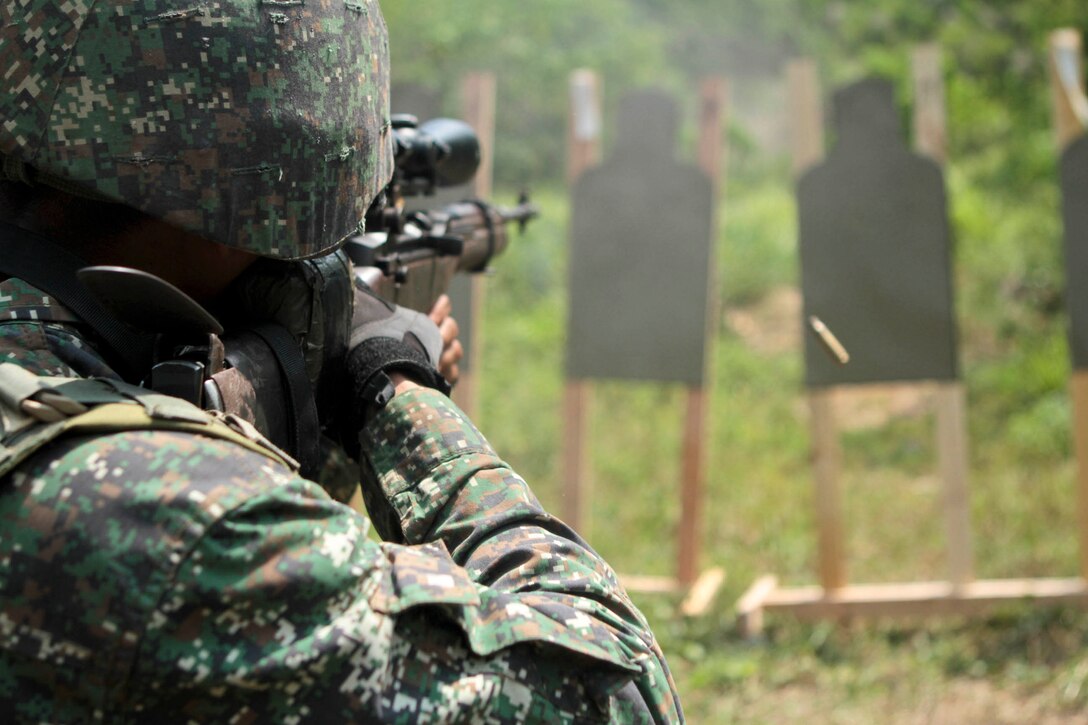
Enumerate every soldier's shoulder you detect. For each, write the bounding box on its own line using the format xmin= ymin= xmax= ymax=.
xmin=11 ymin=426 xmax=318 ymax=533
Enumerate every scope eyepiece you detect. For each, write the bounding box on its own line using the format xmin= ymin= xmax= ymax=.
xmin=391 ymin=116 xmax=480 ymax=196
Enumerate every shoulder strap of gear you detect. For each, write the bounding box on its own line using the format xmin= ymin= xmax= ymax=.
xmin=0 ymin=363 xmax=298 ymax=479
xmin=0 ymin=222 xmax=155 ymax=381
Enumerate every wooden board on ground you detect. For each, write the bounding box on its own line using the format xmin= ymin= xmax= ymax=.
xmin=738 ymin=577 xmax=1088 ymax=636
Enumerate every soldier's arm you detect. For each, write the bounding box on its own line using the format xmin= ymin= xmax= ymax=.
xmin=126 ymin=387 xmax=680 ymax=722
xmin=357 ymin=381 xmax=682 ymax=722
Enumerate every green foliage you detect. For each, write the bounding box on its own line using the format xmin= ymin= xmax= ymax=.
xmin=388 ymin=0 xmax=1088 ymax=719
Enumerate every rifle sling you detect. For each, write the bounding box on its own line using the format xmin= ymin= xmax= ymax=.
xmin=464 ymin=199 xmax=496 ymax=273
xmin=0 ymin=222 xmax=154 ymax=381
xmin=0 ymin=224 xmax=323 ymax=478
xmin=246 ymin=322 xmax=322 ymax=478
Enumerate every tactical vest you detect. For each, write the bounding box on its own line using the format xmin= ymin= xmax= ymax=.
xmin=0 ymin=362 xmax=298 ymax=479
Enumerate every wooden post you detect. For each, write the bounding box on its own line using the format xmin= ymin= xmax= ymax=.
xmin=912 ymin=46 xmax=975 ymax=590
xmin=912 ymin=44 xmax=948 ymax=163
xmin=810 ymin=388 xmax=847 ymax=590
xmin=790 ymin=59 xmax=844 ymax=591
xmin=1049 ymin=29 xmax=1088 ymax=149
xmin=676 ymin=77 xmax=728 ymax=587
xmin=563 ymin=70 xmax=602 ymax=534
xmin=935 ymin=383 xmax=974 ymax=589
xmin=787 ymin=58 xmax=825 ymax=177
xmin=451 ymin=72 xmax=497 ymax=419
xmin=567 ymin=70 xmax=602 ymax=184
xmin=679 ymin=387 xmax=706 ymax=586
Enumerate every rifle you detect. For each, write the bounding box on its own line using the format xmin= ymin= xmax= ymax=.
xmin=347 ymin=115 xmax=537 ymax=313
xmin=76 ymin=114 xmax=536 ymax=480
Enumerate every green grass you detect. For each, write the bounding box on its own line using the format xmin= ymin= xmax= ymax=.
xmin=472 ymin=173 xmax=1087 ymax=721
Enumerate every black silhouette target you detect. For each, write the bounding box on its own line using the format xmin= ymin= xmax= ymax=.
xmin=566 ymin=89 xmax=715 ymax=385
xmin=1062 ymin=133 xmax=1088 ymax=369
xmin=799 ymin=78 xmax=958 ymax=387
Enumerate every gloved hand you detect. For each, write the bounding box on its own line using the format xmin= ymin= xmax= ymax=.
xmin=345 ymin=281 xmax=451 ymax=430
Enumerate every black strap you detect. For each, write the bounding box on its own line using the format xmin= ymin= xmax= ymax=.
xmin=465 ymin=198 xmax=496 ymax=272
xmin=0 ymin=222 xmax=154 ymax=380
xmin=247 ymin=322 xmax=322 ymax=478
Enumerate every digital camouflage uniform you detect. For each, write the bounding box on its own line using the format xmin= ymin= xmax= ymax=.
xmin=0 ymin=0 xmax=682 ymax=721
xmin=0 ymin=285 xmax=683 ymax=723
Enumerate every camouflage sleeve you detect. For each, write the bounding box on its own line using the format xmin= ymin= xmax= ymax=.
xmin=358 ymin=388 xmax=684 ymax=722
xmin=120 ymin=431 xmax=668 ymax=722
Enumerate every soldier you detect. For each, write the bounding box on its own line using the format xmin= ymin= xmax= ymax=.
xmin=0 ymin=1 xmax=682 ymax=723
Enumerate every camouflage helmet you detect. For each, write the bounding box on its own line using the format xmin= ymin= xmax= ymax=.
xmin=0 ymin=0 xmax=393 ymax=260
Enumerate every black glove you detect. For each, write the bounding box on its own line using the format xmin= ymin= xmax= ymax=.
xmin=345 ymin=281 xmax=450 ymax=430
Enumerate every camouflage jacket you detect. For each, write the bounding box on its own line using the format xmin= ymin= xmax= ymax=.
xmin=0 ymin=275 xmax=683 ymax=723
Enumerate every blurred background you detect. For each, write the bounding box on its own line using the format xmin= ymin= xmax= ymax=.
xmin=382 ymin=1 xmax=1088 ymax=721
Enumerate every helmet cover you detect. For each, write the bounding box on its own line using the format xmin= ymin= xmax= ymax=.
xmin=0 ymin=0 xmax=393 ymax=259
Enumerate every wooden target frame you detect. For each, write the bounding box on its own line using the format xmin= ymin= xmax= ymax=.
xmin=1053 ymin=29 xmax=1088 ymax=585
xmin=563 ymin=71 xmax=726 ymax=616
xmin=738 ymin=46 xmax=1088 ymax=636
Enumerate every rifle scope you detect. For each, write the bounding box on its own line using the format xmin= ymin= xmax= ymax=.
xmin=391 ymin=115 xmax=480 ymax=196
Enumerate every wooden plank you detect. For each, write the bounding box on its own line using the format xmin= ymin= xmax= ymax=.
xmin=935 ymin=382 xmax=974 ymax=590
xmin=763 ymin=578 xmax=1088 ymax=620
xmin=736 ymin=575 xmax=779 ymax=638
xmin=681 ymin=566 xmax=727 ymax=618
xmin=787 ymin=58 xmax=824 ymax=178
xmin=1073 ymin=372 xmax=1088 ymax=581
xmin=912 ymin=43 xmax=948 ymax=164
xmin=1049 ymin=29 xmax=1088 ymax=150
xmin=810 ymin=388 xmax=847 ymax=591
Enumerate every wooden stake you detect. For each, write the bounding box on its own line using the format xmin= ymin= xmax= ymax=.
xmin=451 ymin=72 xmax=497 ymax=419
xmin=679 ymin=387 xmax=706 ymax=586
xmin=935 ymin=382 xmax=974 ymax=590
xmin=790 ymin=59 xmax=843 ymax=592
xmin=562 ymin=378 xmax=592 ymax=534
xmin=912 ymin=44 xmax=948 ymax=164
xmin=567 ymin=70 xmax=603 ymax=183
xmin=810 ymin=388 xmax=847 ymax=591
xmin=697 ymin=77 xmax=729 ymax=196
xmin=787 ymin=58 xmax=825 ymax=176
xmin=562 ymin=71 xmax=602 ymax=534
xmin=912 ymin=48 xmax=974 ymax=590
xmin=1049 ymin=29 xmax=1088 ymax=151
xmin=676 ymin=77 xmax=728 ymax=588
